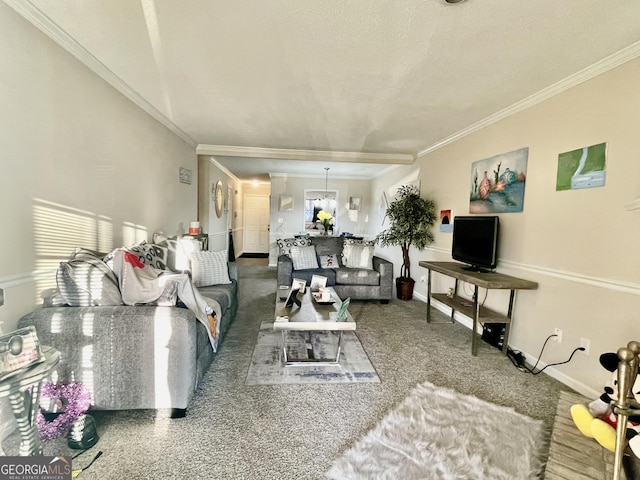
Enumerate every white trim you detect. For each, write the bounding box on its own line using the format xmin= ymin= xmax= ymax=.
xmin=414 ymin=291 xmax=600 ymax=399
xmin=424 ymin=245 xmax=450 ymax=256
xmin=0 ymin=270 xmax=52 ymax=288
xmin=269 ymin=163 xmax=401 ymax=181
xmin=208 ymin=157 xmax=240 ymax=183
xmin=196 ymin=144 xmax=414 ymax=164
xmin=423 ymin=247 xmax=640 ymax=295
xmin=417 ymin=40 xmax=640 ymax=158
xmin=4 ymin=0 xmax=197 ymax=148
xmin=206 ymin=231 xmax=227 ymax=240
xmin=499 ymin=259 xmax=640 ymax=296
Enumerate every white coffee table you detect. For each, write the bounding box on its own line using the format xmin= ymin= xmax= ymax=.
xmin=273 ymin=287 xmax=355 ymax=366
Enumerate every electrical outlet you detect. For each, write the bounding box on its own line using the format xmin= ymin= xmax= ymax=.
xmin=580 ymin=337 xmax=590 ymax=355
xmin=553 ymin=328 xmax=563 ymax=343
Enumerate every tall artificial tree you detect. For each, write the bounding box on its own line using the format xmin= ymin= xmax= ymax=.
xmin=376 ymin=185 xmax=436 ymax=298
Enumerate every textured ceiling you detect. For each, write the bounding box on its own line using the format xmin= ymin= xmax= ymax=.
xmin=14 ymin=0 xmax=640 ymax=180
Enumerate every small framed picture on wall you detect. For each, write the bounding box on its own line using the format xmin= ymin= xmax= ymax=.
xmin=279 ymin=195 xmax=293 ymax=212
xmin=348 ymin=195 xmax=362 ymax=211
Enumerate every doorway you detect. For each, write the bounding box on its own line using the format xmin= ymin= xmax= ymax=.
xmin=243 ymin=194 xmax=270 ymax=255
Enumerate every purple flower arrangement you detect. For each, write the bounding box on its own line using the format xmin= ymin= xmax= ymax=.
xmin=36 ymin=381 xmax=92 ymax=441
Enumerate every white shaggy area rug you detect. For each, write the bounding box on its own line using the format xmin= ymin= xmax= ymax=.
xmin=326 ymin=381 xmax=546 ymax=480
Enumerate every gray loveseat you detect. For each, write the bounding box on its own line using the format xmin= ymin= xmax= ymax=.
xmin=18 ymin=247 xmax=238 ymax=417
xmin=277 ymin=236 xmax=393 ymax=303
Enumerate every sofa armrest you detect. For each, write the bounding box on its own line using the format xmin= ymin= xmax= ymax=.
xmin=373 ymin=256 xmax=394 ymax=298
xmin=277 ymin=254 xmax=293 ymax=286
xmin=228 ymin=262 xmax=238 ymax=282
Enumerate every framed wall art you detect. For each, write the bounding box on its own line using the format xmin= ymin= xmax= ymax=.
xmin=556 ymin=142 xmax=606 ymax=191
xmin=469 ymin=147 xmax=528 ymax=214
xmin=279 ymin=195 xmax=293 ymax=212
xmin=179 ymin=167 xmax=192 ymax=185
xmin=348 ymin=195 xmax=361 ymax=211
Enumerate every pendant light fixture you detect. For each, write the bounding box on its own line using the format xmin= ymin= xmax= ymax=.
xmin=324 ymin=167 xmax=330 ymax=199
xmin=314 ymin=167 xmax=336 ymax=211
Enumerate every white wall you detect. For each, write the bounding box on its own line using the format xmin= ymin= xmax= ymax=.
xmin=269 ymin=174 xmax=372 ymax=265
xmin=371 ymin=58 xmax=640 ymax=397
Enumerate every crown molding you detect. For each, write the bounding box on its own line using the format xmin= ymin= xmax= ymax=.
xmin=4 ymin=0 xmax=197 ymax=148
xmin=417 ymin=40 xmax=640 ymax=158
xmin=268 ymin=162 xmax=400 ymax=181
xmin=196 ymin=144 xmax=414 ymax=164
xmin=208 ymin=157 xmax=240 ymax=183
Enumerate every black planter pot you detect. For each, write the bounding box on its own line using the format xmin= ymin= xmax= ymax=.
xmin=396 ymin=277 xmax=415 ymax=300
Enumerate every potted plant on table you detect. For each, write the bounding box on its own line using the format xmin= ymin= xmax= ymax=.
xmin=375 ymin=185 xmax=436 ymax=300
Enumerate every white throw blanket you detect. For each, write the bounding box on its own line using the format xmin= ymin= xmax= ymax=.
xmin=110 ymin=248 xmax=222 ymax=351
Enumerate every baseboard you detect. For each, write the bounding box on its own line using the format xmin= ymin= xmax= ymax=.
xmin=413 ymin=292 xmax=600 ymax=399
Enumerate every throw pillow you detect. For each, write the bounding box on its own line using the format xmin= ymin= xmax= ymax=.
xmin=56 ymin=250 xmax=122 ymax=306
xmin=318 ymin=254 xmax=339 ymax=269
xmin=153 ymin=236 xmax=202 ymax=272
xmin=126 ymin=241 xmax=168 ymax=270
xmin=290 ymin=245 xmax=319 ymax=270
xmin=276 ymin=237 xmax=312 ymax=257
xmin=191 ymin=250 xmax=231 ymax=287
xmin=342 ymin=239 xmax=376 ymax=270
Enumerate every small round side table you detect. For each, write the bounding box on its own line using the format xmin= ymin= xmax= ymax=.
xmin=0 ymin=346 xmax=60 ymax=456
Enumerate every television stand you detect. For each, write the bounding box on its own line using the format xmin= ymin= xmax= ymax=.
xmin=418 ymin=261 xmax=538 ymax=356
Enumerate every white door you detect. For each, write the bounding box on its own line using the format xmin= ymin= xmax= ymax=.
xmin=243 ymin=194 xmax=270 ymax=254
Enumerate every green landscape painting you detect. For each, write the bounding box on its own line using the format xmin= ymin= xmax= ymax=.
xmin=556 ymin=142 xmax=607 ymax=191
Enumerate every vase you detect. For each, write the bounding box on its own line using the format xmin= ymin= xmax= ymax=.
xmin=478 ymin=171 xmax=491 ymax=199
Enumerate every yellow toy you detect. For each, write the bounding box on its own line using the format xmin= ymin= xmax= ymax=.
xmin=570 ymin=352 xmax=640 ymax=469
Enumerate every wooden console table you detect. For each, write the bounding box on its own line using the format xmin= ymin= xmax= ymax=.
xmin=419 ymin=261 xmax=538 ymax=356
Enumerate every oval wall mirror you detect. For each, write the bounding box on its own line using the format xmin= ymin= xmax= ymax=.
xmin=214 ymin=181 xmax=223 ymax=218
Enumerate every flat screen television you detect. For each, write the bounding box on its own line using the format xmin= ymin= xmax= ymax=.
xmin=452 ymin=216 xmax=500 ymax=272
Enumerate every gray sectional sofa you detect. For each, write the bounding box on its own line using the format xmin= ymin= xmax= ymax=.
xmin=276 ymin=236 xmax=393 ymax=303
xmin=18 ymin=247 xmax=238 ymax=417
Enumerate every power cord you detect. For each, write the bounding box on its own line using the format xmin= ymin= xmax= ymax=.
xmin=528 ymin=347 xmax=585 ymax=375
xmin=508 ymin=334 xmax=585 ymax=375
xmin=71 ymin=450 xmax=103 ymax=478
xmin=462 ymin=283 xmax=488 ymax=306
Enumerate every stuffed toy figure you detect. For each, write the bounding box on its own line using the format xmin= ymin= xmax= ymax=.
xmin=570 ymin=352 xmax=640 ymax=478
